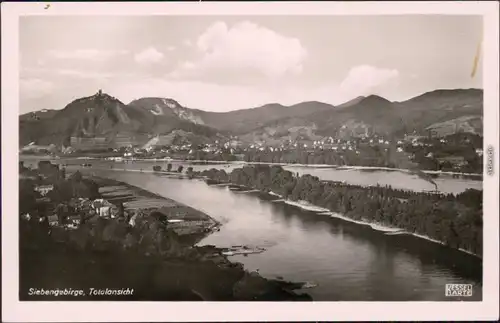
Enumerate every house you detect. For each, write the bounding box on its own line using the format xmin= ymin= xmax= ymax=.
xmin=129 ymin=212 xmax=139 ymax=227
xmin=405 ymin=134 xmax=424 ymax=142
xmin=66 ymin=223 xmax=78 ymax=230
xmin=436 ymin=156 xmax=467 ymax=167
xmin=47 ymin=215 xmax=59 ymax=226
xmin=68 ymin=215 xmax=81 ymax=225
xmin=36 ymin=197 xmax=51 ymax=203
xmin=99 ymin=206 xmax=111 ymax=218
xmin=323 ymin=144 xmax=338 ymax=150
xmin=34 ymin=184 xmax=54 ymax=196
xmin=234 ymin=153 xmax=245 ymax=161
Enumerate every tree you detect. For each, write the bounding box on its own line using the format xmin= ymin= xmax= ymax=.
xmin=19 ymin=180 xmax=39 ymax=214
xmin=177 ymin=165 xmax=184 ymax=173
xmin=118 ymin=203 xmax=125 ymax=218
xmin=200 ymin=164 xmax=483 ymax=255
xmin=60 ymin=167 xmax=66 ymax=179
xmin=70 ymin=171 xmax=83 ymax=182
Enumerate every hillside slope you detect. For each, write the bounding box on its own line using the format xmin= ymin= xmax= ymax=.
xmin=191 ymin=101 xmax=336 ymax=134
xmin=236 ymin=89 xmax=483 ymax=143
xmin=19 ymin=88 xmax=483 ymax=148
xmin=19 ymin=92 xmax=222 ymax=148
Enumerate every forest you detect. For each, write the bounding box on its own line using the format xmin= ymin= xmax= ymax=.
xmin=192 ymin=133 xmax=483 ymax=174
xmin=198 ymin=165 xmax=483 ymax=256
xmin=241 ymin=147 xmax=398 ymax=168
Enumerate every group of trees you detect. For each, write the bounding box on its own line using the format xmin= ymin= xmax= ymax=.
xmin=404 ymin=134 xmax=483 ymax=174
xmin=201 ymin=165 xmax=483 ymax=256
xmin=19 ymin=179 xmax=41 ymax=215
xmin=189 ymin=132 xmax=484 ymax=175
xmin=242 ymin=147 xmax=397 ymax=168
xmin=47 ymin=171 xmax=100 ymax=203
xmin=152 ymin=164 xmax=188 ymax=173
xmin=19 ymin=166 xmax=101 ymax=218
xmin=187 ymin=149 xmax=239 ymax=162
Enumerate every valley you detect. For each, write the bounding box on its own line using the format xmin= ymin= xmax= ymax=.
xmin=19 ymin=88 xmax=484 ymax=174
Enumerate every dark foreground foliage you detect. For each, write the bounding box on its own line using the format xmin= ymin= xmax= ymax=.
xmin=19 ymin=213 xmax=311 ymax=301
xmin=19 ymin=169 xmax=312 ymax=301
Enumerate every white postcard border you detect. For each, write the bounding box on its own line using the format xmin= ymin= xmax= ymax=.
xmin=2 ymin=1 xmax=499 ymax=322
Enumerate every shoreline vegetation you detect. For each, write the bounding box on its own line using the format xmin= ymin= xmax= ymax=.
xmin=19 ymin=154 xmax=483 ymax=178
xmin=20 ymin=131 xmax=484 ymax=176
xmin=19 ymin=164 xmax=313 ymax=301
xmin=67 ymin=163 xmax=482 ymax=258
xmin=19 ymin=159 xmax=482 ymax=302
xmin=194 ymin=165 xmax=483 ymax=258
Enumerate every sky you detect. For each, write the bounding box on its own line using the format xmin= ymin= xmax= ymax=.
xmin=19 ymin=15 xmax=483 ymax=114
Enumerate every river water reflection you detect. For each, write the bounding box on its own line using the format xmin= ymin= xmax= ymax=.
xmin=25 ymin=157 xmax=482 ymax=194
xmin=21 ymin=157 xmax=483 ymax=301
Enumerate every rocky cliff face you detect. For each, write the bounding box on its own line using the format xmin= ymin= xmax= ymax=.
xmin=129 ymin=97 xmax=206 ymax=125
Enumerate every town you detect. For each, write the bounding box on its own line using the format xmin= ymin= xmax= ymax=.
xmin=19 ymin=160 xmax=121 ymax=232
xmin=18 ymin=160 xmax=316 ymax=302
xmin=21 ymin=130 xmax=484 ymax=174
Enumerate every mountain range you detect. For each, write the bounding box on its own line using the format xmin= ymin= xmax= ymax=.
xmin=19 ymin=88 xmax=483 ymax=149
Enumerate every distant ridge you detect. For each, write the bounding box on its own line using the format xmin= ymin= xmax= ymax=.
xmin=20 ymin=88 xmax=483 ymax=148
xmin=336 ymin=96 xmax=366 ymax=109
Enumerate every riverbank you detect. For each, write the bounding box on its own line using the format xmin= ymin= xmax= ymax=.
xmin=78 ymin=168 xmax=482 ymax=259
xmin=23 ymin=154 xmax=483 ymax=178
xmin=223 ymin=184 xmax=482 ymax=259
xmin=199 ymin=163 xmax=482 ymax=258
xmin=19 ymin=236 xmax=313 ymax=301
xmin=59 ymin=162 xmax=481 ymax=198
xmin=20 ymin=171 xmax=313 ymax=301
xmin=88 ymin=175 xmax=219 ymax=244
xmin=290 ymin=200 xmax=480 ymax=258
xmin=71 ymin=167 xmax=482 ymax=259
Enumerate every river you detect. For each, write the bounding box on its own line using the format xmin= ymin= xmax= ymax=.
xmin=22 ymin=157 xmax=482 ymax=195
xmin=21 ymin=157 xmax=483 ymax=301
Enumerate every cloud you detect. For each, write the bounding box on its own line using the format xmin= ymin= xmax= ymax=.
xmin=21 ymin=66 xmax=116 ymax=80
xmin=183 ymin=39 xmax=193 ymax=47
xmin=20 ymin=78 xmax=55 ymax=99
xmin=19 ymin=64 xmax=400 ymax=114
xmin=134 ymin=47 xmax=165 ymax=65
xmin=55 ymin=69 xmax=115 ymax=79
xmin=105 ymin=77 xmax=276 ymax=112
xmin=339 ymin=65 xmax=400 ymax=98
xmin=173 ymin=21 xmax=308 ymax=81
xmin=47 ymin=49 xmax=129 ymax=61
xmin=167 ymin=46 xmax=176 ymax=51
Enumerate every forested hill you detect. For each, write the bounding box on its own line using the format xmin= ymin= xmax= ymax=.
xmin=20 ymin=88 xmax=482 ymax=148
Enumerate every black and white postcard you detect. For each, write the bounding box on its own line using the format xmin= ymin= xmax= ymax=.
xmin=2 ymin=1 xmax=499 ymax=322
